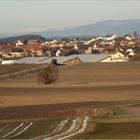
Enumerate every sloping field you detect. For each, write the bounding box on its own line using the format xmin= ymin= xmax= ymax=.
xmin=75 ymin=122 xmax=140 ymax=139
xmin=0 ymin=118 xmax=63 ymax=139
xmin=0 ymin=62 xmax=140 ymax=139
xmin=0 ymin=62 xmax=140 ymax=107
xmin=0 ymin=64 xmax=41 ymax=76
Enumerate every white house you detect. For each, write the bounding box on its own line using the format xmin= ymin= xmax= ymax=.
xmin=16 ymin=40 xmax=23 ymax=47
xmin=111 ymin=52 xmax=124 ymax=60
xmin=55 ymin=50 xmax=61 ymax=57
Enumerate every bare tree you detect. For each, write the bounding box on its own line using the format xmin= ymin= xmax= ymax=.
xmin=37 ymin=64 xmax=58 ymax=84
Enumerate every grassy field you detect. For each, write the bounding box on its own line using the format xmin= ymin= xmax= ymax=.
xmin=0 ymin=62 xmax=140 ymax=139
xmin=0 ymin=118 xmax=64 ymax=139
xmin=75 ymin=122 xmax=140 ymax=139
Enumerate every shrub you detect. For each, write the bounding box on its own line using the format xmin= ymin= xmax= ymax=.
xmin=37 ymin=64 xmax=58 ymax=84
xmin=130 ymin=53 xmax=140 ymax=61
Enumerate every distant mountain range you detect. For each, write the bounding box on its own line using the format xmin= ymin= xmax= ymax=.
xmin=0 ymin=19 xmax=140 ymax=41
xmin=0 ymin=35 xmax=46 ymax=43
xmin=40 ymin=19 xmax=140 ymax=38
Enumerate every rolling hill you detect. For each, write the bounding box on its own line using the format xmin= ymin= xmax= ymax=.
xmin=40 ymin=19 xmax=140 ymax=37
xmin=0 ymin=19 xmax=140 ymax=39
xmin=0 ymin=35 xmax=46 ymax=43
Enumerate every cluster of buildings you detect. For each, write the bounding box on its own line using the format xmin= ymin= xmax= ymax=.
xmin=0 ymin=34 xmax=140 ymax=65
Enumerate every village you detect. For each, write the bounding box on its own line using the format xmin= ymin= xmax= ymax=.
xmin=1 ymin=0 xmax=140 ymax=139
xmin=0 ymin=34 xmax=140 ymax=65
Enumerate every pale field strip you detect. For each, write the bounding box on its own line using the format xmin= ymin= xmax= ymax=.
xmin=44 ymin=117 xmax=79 ymax=140
xmin=63 ymin=118 xmax=79 ymax=133
xmin=9 ymin=122 xmax=33 ymax=138
xmin=0 ymin=123 xmax=23 ymax=138
xmin=58 ymin=116 xmax=89 ymax=140
xmin=33 ymin=119 xmax=68 ymax=140
xmin=53 ymin=119 xmax=68 ymax=133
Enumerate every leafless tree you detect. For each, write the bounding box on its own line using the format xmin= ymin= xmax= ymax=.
xmin=37 ymin=64 xmax=58 ymax=84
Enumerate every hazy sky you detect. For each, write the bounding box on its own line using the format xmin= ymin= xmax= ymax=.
xmin=0 ymin=0 xmax=140 ymax=34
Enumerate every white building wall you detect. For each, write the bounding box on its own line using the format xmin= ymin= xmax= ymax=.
xmin=2 ymin=60 xmax=16 ymax=65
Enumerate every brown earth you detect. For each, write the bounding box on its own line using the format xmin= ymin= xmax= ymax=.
xmin=0 ymin=62 xmax=140 ymax=121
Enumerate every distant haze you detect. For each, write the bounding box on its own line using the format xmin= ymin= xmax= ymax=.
xmin=0 ymin=19 xmax=140 ymax=39
xmin=40 ymin=19 xmax=140 ymax=37
xmin=0 ymin=0 xmax=140 ymax=36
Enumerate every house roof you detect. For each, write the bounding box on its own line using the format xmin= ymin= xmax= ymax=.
xmin=14 ymin=57 xmax=48 ymax=64
xmin=39 ymin=54 xmax=111 ymax=64
xmin=13 ymin=54 xmax=111 ymax=64
xmin=0 ymin=44 xmax=15 ymax=52
xmin=39 ymin=55 xmax=79 ymax=64
xmin=24 ymin=44 xmax=42 ymax=51
xmin=73 ymin=54 xmax=111 ymax=63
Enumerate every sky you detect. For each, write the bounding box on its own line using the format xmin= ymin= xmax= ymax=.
xmin=0 ymin=0 xmax=140 ymax=34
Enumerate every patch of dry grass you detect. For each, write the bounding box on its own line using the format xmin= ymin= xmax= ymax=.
xmin=0 ymin=64 xmax=41 ymax=76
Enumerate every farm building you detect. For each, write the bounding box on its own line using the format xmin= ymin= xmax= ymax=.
xmin=77 ymin=54 xmax=111 ymax=63
xmin=101 ymin=52 xmax=128 ymax=62
xmin=38 ymin=54 xmax=111 ymax=65
xmin=13 ymin=57 xmax=48 ymax=64
xmin=38 ymin=55 xmax=81 ymax=65
xmin=2 ymin=60 xmax=16 ymax=65
xmin=5 ymin=53 xmax=128 ymax=65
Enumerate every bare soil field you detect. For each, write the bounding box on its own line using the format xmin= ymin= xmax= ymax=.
xmin=0 ymin=62 xmax=140 ymax=139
